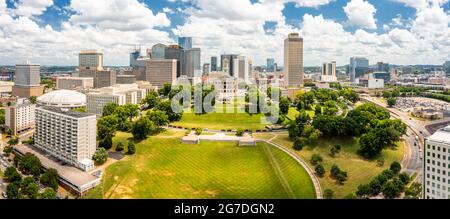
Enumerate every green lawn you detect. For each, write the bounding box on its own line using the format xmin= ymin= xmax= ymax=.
xmin=172 ymin=105 xmax=268 ymax=131
xmin=271 ymin=133 xmax=404 ymax=198
xmin=286 ymin=107 xmax=315 ymax=121
xmin=85 ymin=132 xmax=316 ymax=199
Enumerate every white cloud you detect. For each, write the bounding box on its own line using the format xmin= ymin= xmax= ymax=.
xmin=14 ymin=0 xmax=54 ymax=17
xmin=395 ymin=0 xmax=449 ymax=10
xmin=68 ymin=0 xmax=170 ymax=31
xmin=343 ymin=0 xmax=377 ymax=29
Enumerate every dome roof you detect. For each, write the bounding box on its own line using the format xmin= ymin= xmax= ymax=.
xmin=37 ymin=90 xmax=87 ymax=107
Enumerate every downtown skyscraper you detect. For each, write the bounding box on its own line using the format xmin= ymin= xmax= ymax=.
xmin=284 ymin=33 xmax=304 ymax=87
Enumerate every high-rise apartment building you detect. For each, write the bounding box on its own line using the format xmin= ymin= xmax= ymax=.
xmin=349 ymin=57 xmax=369 ymax=83
xmin=178 ymin=37 xmax=192 ymax=50
xmin=321 ymin=61 xmax=337 ymax=82
xmin=11 ymin=63 xmax=44 ymax=98
xmin=35 ymin=107 xmax=97 ymax=171
xmin=424 ymin=125 xmax=450 ymax=199
xmin=5 ymin=98 xmax=35 ymax=136
xmin=203 ymin=63 xmax=210 ymax=75
xmin=211 ymin=57 xmax=218 ymax=72
xmin=146 ymin=59 xmax=177 ymax=88
xmin=284 ymin=33 xmax=304 ymax=87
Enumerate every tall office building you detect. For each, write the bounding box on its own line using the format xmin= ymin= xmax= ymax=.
xmin=203 ymin=63 xmax=210 ymax=75
xmin=233 ymin=56 xmax=250 ymax=82
xmin=35 ymin=107 xmax=97 ymax=171
xmin=79 ymin=50 xmax=103 ymax=71
xmin=181 ymin=48 xmax=201 ymax=78
xmin=130 ymin=48 xmax=141 ymax=68
xmin=165 ymin=45 xmax=182 ymax=77
xmin=146 ymin=59 xmax=177 ymax=88
xmin=211 ymin=56 xmax=218 ymax=72
xmin=267 ymin=58 xmax=275 ymax=72
xmin=79 ymin=50 xmax=116 ymax=88
xmin=178 ymin=37 xmax=193 ymax=50
xmin=284 ymin=33 xmax=304 ymax=87
xmin=12 ymin=63 xmax=44 ymax=98
xmin=376 ymin=62 xmax=390 ymax=72
xmin=349 ymin=57 xmax=369 ymax=83
xmin=5 ymin=98 xmax=35 ymax=136
xmin=321 ymin=61 xmax=337 ymax=82
xmin=424 ymin=125 xmax=450 ymax=199
xmin=221 ymin=54 xmax=238 ymax=76
xmin=151 ymin=43 xmax=167 ymax=60
xmin=443 ymin=61 xmax=450 ymax=76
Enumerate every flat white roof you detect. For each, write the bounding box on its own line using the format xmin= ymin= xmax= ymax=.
xmin=428 ymin=125 xmax=450 ymax=144
xmin=15 ymin=145 xmax=100 ymax=191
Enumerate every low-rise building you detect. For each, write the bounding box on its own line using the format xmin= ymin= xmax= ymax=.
xmin=116 ymin=75 xmax=136 ymax=84
xmin=87 ymin=84 xmax=146 ymax=115
xmin=5 ymin=98 xmax=35 ymax=136
xmin=35 ymin=107 xmax=97 ymax=172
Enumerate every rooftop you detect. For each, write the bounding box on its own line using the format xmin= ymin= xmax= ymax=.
xmin=37 ymin=89 xmax=87 ymax=106
xmin=428 ymin=125 xmax=450 ymax=144
xmin=38 ymin=106 xmax=96 ymax=118
xmin=14 ymin=145 xmax=100 ymax=192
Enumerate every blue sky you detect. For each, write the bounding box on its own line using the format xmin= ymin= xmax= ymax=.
xmin=0 ymin=0 xmax=449 ymax=66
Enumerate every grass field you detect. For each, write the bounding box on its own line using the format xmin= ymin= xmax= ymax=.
xmin=271 ymin=133 xmax=404 ymax=198
xmin=85 ymin=131 xmax=316 ymax=199
xmin=172 ymin=104 xmax=268 ymax=131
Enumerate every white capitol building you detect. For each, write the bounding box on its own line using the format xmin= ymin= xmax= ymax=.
xmin=37 ymin=89 xmax=87 ymax=109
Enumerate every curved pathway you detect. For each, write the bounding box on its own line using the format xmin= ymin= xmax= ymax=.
xmin=259 ymin=139 xmax=323 ymax=199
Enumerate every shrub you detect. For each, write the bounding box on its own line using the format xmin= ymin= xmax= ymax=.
xmin=310 ymin=154 xmax=323 ymax=166
xmin=324 ymin=189 xmax=334 ymax=199
xmin=315 ymin=164 xmax=325 ymax=177
xmin=390 ymin=161 xmax=402 ymax=175
xmin=236 ymin=129 xmax=244 ymax=137
xmin=115 ymin=142 xmax=124 ymax=152
xmin=92 ymin=148 xmax=108 ymax=165
xmin=127 ymin=142 xmax=136 ymax=155
xmin=195 ymin=128 xmax=203 ymax=136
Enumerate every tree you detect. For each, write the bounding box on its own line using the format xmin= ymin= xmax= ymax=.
xmin=323 ymin=189 xmax=334 ymax=199
xmin=97 ymin=115 xmax=118 ymax=142
xmin=40 ymin=188 xmax=57 ymax=199
xmin=92 ymin=148 xmax=108 ymax=165
xmin=23 ymin=182 xmax=39 ymax=199
xmin=155 ymin=100 xmax=182 ymax=122
xmin=132 ymin=116 xmax=155 ymax=140
xmin=356 ymin=184 xmax=371 ymax=198
xmin=7 ymin=137 xmax=19 ymax=146
xmin=18 ymin=153 xmax=42 ymax=178
xmin=330 ymin=164 xmax=348 ymax=184
xmin=40 ymin=169 xmax=59 ymax=190
xmin=3 ymin=146 xmax=14 ymax=157
xmin=387 ymin=97 xmax=397 ymax=107
xmin=315 ymin=164 xmax=325 ymax=177
xmin=123 ymin=104 xmax=139 ymax=122
xmin=142 ymin=91 xmax=161 ymax=109
xmin=102 ymin=103 xmax=119 ymax=117
xmin=127 ymin=142 xmax=136 ymax=155
xmin=4 ymin=166 xmax=22 ymax=183
xmin=29 ymin=96 xmax=37 ymax=104
xmin=293 ymin=137 xmax=307 ymax=151
xmin=329 ymin=145 xmax=341 ymax=157
xmin=381 ymin=180 xmax=401 ymax=199
xmin=279 ymin=97 xmax=290 ymax=115
xmin=390 ymin=161 xmax=402 ymax=175
xmin=398 ymin=172 xmax=411 ymax=184
xmin=147 ymin=110 xmax=169 ymax=129
xmin=5 ymin=128 xmax=13 ymax=137
xmin=99 ymin=135 xmax=113 ymax=150
xmin=6 ymin=183 xmax=20 ymax=199
xmin=159 ymin=83 xmax=172 ymax=97
xmin=115 ymin=142 xmax=124 ymax=152
xmin=310 ymin=154 xmax=323 ymax=166
xmin=359 ymin=130 xmax=385 ymax=158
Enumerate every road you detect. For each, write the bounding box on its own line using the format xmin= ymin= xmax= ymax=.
xmin=361 ymin=97 xmax=427 ymax=183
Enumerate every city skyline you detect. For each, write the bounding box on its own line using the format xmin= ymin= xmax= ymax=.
xmin=0 ymin=0 xmax=449 ymax=66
